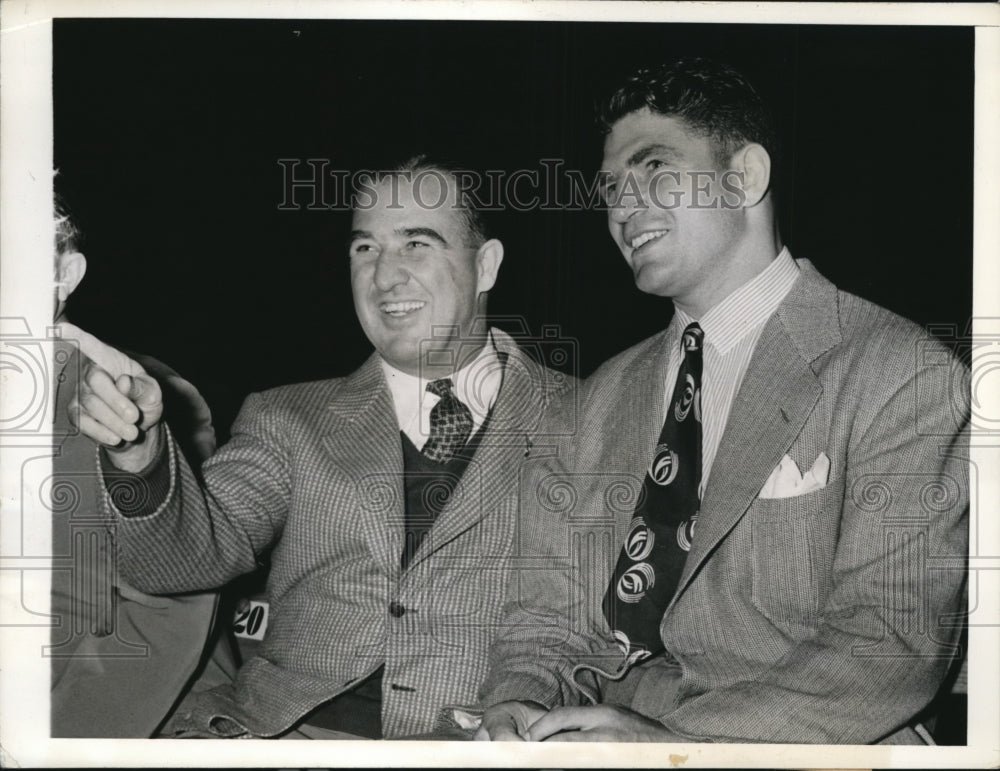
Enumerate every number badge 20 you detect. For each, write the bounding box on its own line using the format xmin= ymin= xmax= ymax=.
xmin=233 ymin=599 xmax=269 ymax=641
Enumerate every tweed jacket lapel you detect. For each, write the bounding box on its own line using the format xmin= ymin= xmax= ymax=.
xmin=324 ymin=353 xmax=405 ymax=581
xmin=604 ymin=331 xmax=672 ymax=480
xmin=671 ymin=260 xmax=843 ymax=602
xmin=405 ymin=329 xmax=549 ymax=571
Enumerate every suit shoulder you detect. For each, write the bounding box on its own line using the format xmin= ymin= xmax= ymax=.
xmin=837 ymin=289 xmax=924 ymax=342
xmin=500 ymin=336 xmax=579 ymax=398
xmin=584 ymin=331 xmax=666 ymax=396
xmin=533 ymin=359 xmax=578 ymax=398
xmin=833 ymin=289 xmax=965 ymax=373
xmin=246 ymin=376 xmax=347 ymax=415
xmin=536 ymin=332 xmax=665 ymax=429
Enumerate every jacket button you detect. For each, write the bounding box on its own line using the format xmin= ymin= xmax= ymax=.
xmin=388 ymin=601 xmax=406 ymax=617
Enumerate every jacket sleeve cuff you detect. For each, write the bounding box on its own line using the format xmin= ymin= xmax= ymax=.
xmin=479 ymin=673 xmax=562 ymax=711
xmin=99 ymin=432 xmax=171 ymax=518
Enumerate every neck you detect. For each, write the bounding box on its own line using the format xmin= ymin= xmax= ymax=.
xmin=674 ymin=229 xmax=782 ymax=319
xmin=430 ymin=339 xmax=489 ymax=381
xmin=393 ymin=337 xmax=490 ymax=381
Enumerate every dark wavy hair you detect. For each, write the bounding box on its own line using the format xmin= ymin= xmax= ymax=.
xmin=597 ymin=58 xmax=778 ymax=169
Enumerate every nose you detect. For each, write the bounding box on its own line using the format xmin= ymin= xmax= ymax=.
xmin=373 ymin=248 xmax=409 ymax=292
xmin=608 ymin=201 xmax=635 ymax=225
xmin=607 ymin=182 xmax=646 ymax=225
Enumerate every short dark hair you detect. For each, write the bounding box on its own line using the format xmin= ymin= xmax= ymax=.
xmin=597 ymin=58 xmax=778 ymax=169
xmin=354 ymin=154 xmax=490 ymax=248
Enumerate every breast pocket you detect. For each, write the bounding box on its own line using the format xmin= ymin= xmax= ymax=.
xmin=748 ymin=479 xmax=845 ymax=627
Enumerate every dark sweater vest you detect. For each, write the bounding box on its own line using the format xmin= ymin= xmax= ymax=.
xmin=398 ymin=424 xmax=487 ymax=570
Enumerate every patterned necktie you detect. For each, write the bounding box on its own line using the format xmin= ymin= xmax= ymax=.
xmin=422 ymin=378 xmax=474 ymax=464
xmin=602 ymin=322 xmax=704 ymax=663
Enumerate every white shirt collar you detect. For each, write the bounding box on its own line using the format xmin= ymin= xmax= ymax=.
xmin=380 ymin=332 xmax=503 ymax=450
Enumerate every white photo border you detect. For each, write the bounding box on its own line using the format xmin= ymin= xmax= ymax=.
xmin=1 ymin=1 xmax=997 ymax=768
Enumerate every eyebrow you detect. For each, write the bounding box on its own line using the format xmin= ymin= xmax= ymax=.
xmin=348 ymin=226 xmax=450 ymax=247
xmin=625 ymin=143 xmax=683 ymax=168
xmin=399 ymin=227 xmax=449 ymax=246
xmin=600 ymin=144 xmax=685 ymax=193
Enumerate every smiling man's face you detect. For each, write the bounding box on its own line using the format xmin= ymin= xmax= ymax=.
xmin=602 ymin=108 xmax=748 ymax=315
xmin=349 ymin=172 xmax=499 ymax=377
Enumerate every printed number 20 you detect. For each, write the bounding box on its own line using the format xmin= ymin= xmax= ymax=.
xmin=233 ymin=605 xmax=264 ymax=636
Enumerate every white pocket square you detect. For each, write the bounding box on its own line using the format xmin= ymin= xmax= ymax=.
xmin=759 ymin=452 xmax=830 ymax=499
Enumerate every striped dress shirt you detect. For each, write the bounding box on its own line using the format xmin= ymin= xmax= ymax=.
xmin=664 ymin=247 xmax=800 ymax=495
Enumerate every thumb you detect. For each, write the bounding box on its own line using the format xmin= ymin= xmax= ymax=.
xmin=116 ymin=373 xmax=164 ymax=430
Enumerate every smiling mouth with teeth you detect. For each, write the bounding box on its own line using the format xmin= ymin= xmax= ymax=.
xmin=380 ymin=301 xmax=426 ymax=317
xmin=630 ymin=230 xmax=669 ymax=250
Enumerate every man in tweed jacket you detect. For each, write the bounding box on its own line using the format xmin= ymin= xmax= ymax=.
xmin=475 ymin=60 xmax=969 ymax=744
xmin=69 ymin=158 xmax=572 ymax=738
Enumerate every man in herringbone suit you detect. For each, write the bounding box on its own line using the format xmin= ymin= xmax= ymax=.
xmin=474 ymin=59 xmax=969 ymax=744
xmin=68 ymin=157 xmax=573 ymax=738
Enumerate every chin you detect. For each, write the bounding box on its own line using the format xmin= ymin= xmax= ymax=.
xmin=633 ymin=269 xmax=673 ymax=298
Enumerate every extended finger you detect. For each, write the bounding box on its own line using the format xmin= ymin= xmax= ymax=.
xmin=59 ymin=321 xmax=143 ymax=378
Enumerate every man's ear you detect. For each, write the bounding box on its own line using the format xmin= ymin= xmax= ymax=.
xmin=476 ymin=238 xmax=504 ymax=294
xmin=731 ymin=143 xmax=772 ymax=208
xmin=56 ymin=251 xmax=87 ymax=301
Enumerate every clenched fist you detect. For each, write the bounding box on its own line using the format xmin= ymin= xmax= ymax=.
xmin=60 ymin=322 xmax=164 ymax=472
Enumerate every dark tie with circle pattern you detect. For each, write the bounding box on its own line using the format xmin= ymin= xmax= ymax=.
xmin=422 ymin=378 xmax=474 ymax=464
xmin=602 ymin=322 xmax=704 ymax=663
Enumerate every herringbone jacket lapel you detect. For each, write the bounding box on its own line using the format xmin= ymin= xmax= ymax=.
xmin=324 ymin=353 xmax=405 ymax=581
xmin=671 ymin=260 xmax=842 ymax=603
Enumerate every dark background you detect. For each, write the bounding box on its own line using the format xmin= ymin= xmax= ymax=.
xmin=54 ymin=19 xmax=974 ymax=439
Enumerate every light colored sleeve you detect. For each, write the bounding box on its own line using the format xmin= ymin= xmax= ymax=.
xmin=100 ymin=391 xmax=291 ymax=594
